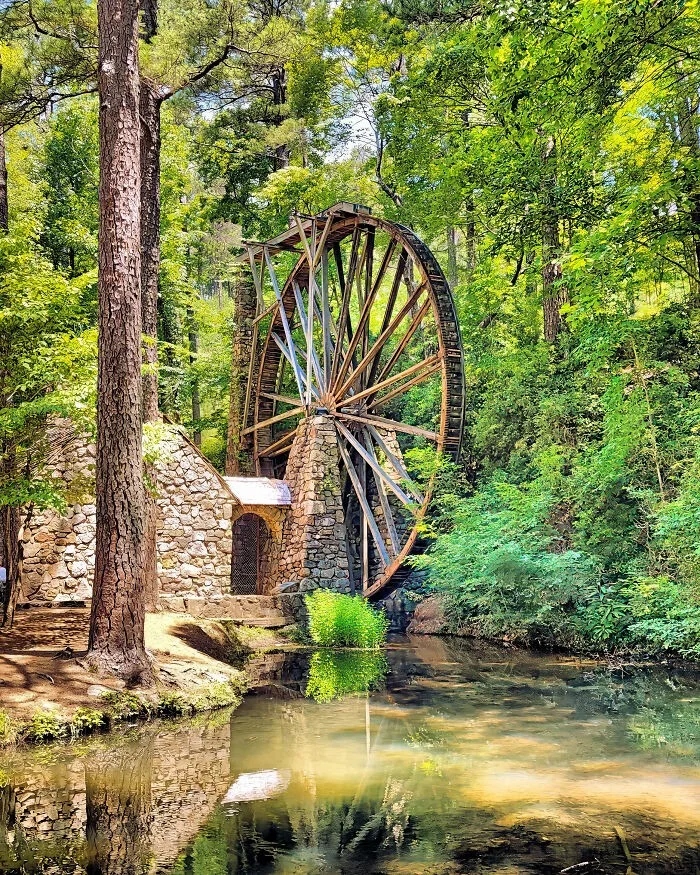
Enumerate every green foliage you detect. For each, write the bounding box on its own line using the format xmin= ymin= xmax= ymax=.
xmin=0 ymin=711 xmax=16 ymax=746
xmin=305 ymin=650 xmax=387 ymax=702
xmin=24 ymin=711 xmax=68 ymax=742
xmin=100 ymin=690 xmax=151 ymax=722
xmin=69 ymin=707 xmax=106 ymax=738
xmin=305 ymin=590 xmax=389 ymax=649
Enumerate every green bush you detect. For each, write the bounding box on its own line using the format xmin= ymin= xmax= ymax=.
xmin=305 ymin=590 xmax=389 ymax=649
xmin=25 ymin=711 xmax=68 ymax=742
xmin=70 ymin=708 xmax=107 ymax=738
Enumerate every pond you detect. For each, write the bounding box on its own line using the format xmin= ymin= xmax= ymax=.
xmin=2 ymin=636 xmax=700 ymax=873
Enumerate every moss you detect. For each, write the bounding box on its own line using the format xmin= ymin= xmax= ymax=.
xmin=100 ymin=690 xmax=152 ymax=722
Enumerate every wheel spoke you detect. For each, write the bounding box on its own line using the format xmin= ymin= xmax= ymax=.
xmin=367 ymin=355 xmax=442 ymax=410
xmin=335 ymin=410 xmax=439 ymax=442
xmin=335 ymin=239 xmax=397 ymax=393
xmin=292 ymin=281 xmax=323 ymax=389
xmin=362 ymin=429 xmax=400 ymax=554
xmin=375 ymin=298 xmax=432 ymax=386
xmin=334 ymin=282 xmax=427 ymax=400
xmin=271 ymin=333 xmax=319 ymax=402
xmin=330 ymin=225 xmax=360 ymax=387
xmin=265 ymin=248 xmax=306 ymax=402
xmin=336 ymin=433 xmax=390 ymax=569
xmin=257 ymin=428 xmax=297 ymax=457
xmin=243 ymin=405 xmax=304 ymax=436
xmin=335 ymin=420 xmax=414 ymax=507
xmin=341 ymin=352 xmax=441 ymax=408
xmin=364 ymin=424 xmax=424 ymax=503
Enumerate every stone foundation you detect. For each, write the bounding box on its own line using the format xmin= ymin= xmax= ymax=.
xmin=269 ymin=415 xmax=351 ymax=593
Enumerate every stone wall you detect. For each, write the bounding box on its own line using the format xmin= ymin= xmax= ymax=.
xmin=269 ymin=415 xmax=351 ymax=593
xmin=21 ymin=429 xmax=97 ymax=603
xmin=20 ymin=424 xmax=240 ymax=606
xmin=153 ymin=426 xmax=236 ymax=601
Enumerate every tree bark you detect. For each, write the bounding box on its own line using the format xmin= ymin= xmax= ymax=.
xmin=225 ymin=271 xmax=257 ymax=475
xmin=88 ymin=0 xmax=150 ymax=682
xmin=139 ymin=80 xmax=161 ymax=612
xmin=677 ymin=93 xmax=700 ymax=305
xmin=140 ymin=81 xmax=161 ymax=424
xmin=0 ymin=128 xmax=8 ymax=234
xmin=446 ymin=226 xmax=458 ymax=289
xmin=85 ymin=743 xmax=154 ymax=875
xmin=540 ymin=134 xmax=569 ymax=343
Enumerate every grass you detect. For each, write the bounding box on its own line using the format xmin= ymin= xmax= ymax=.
xmin=305 ymin=590 xmax=389 ymax=649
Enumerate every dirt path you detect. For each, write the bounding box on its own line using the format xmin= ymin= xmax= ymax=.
xmin=0 ymin=607 xmax=272 ymax=722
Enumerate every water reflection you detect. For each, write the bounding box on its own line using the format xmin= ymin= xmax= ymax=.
xmin=305 ymin=651 xmax=387 ymax=702
xmin=2 ymin=639 xmax=700 ymax=873
xmin=0 ymin=714 xmax=232 ymax=874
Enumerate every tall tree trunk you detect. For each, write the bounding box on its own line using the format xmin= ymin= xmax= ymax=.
xmin=88 ymin=0 xmax=150 ymax=681
xmin=678 ymin=92 xmax=700 ymax=305
xmin=139 ymin=80 xmax=161 ymax=611
xmin=187 ymin=307 xmax=201 ymax=447
xmin=0 ymin=128 xmax=8 ymax=234
xmin=465 ymin=200 xmax=476 ymax=277
xmin=271 ymin=66 xmax=290 ymax=169
xmin=446 ymin=227 xmax=458 ymax=289
xmin=0 ymin=119 xmax=17 ymax=628
xmin=540 ymin=134 xmax=569 ymax=343
xmin=226 ymin=272 xmax=257 ymax=475
xmin=140 ymin=81 xmax=161 ymax=423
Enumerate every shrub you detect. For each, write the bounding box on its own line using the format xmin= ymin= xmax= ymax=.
xmin=25 ymin=711 xmax=68 ymax=742
xmin=305 ymin=590 xmax=389 ymax=648
xmin=100 ymin=690 xmax=151 ymax=721
xmin=70 ymin=708 xmax=107 ymax=738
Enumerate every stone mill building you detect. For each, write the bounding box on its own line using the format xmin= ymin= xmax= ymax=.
xmin=18 ymin=204 xmax=465 ymax=623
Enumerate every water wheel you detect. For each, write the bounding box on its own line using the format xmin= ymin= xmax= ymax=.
xmin=242 ymin=204 xmax=464 ymax=599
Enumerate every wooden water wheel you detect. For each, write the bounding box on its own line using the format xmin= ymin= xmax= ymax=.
xmin=239 ymin=203 xmax=464 ymax=599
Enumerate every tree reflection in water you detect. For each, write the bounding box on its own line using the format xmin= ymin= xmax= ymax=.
xmin=85 ymin=741 xmax=153 ymax=875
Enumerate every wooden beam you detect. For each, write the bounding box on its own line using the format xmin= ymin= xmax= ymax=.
xmin=271 ymin=333 xmax=319 ymax=401
xmin=362 ymin=430 xmax=400 ymax=554
xmin=243 ymin=405 xmax=304 ymax=436
xmin=264 ymin=247 xmax=305 ymax=401
xmin=341 ymin=352 xmax=440 ymax=408
xmin=365 ymin=423 xmax=424 ymax=503
xmin=260 ymin=391 xmax=303 ymax=407
xmin=335 ymin=410 xmax=439 ymax=442
xmin=375 ymin=298 xmax=432 ymax=386
xmin=369 ymin=356 xmax=442 ymax=409
xmin=334 ymin=239 xmax=397 ymax=393
xmin=258 ymin=428 xmax=297 ymax=457
xmin=334 ymin=282 xmax=427 ymax=400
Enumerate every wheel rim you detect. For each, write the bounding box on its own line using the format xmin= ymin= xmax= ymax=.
xmin=246 ymin=209 xmax=465 ymax=598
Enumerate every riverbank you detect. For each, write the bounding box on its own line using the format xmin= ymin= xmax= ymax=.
xmin=408 ymin=594 xmax=700 ymax=665
xmin=0 ymin=607 xmax=295 ymax=745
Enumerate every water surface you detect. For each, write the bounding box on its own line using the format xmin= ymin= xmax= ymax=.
xmin=2 ymin=636 xmax=700 ymax=873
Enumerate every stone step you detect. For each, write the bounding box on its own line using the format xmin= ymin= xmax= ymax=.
xmin=157 ymin=593 xmax=304 ymax=625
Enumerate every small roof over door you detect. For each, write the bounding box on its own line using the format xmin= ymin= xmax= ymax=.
xmin=224 ymin=477 xmax=292 ymax=507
